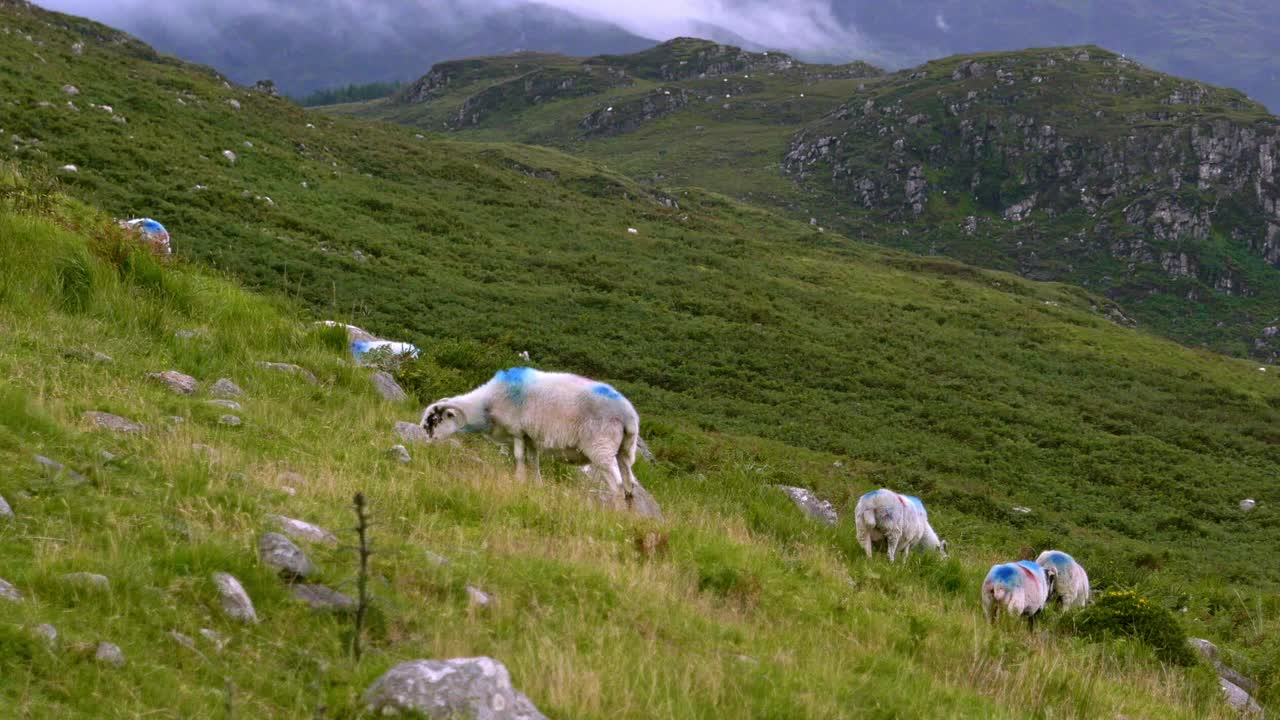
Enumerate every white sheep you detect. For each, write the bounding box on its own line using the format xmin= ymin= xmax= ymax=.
xmin=1035 ymin=550 xmax=1090 ymax=609
xmin=982 ymin=561 xmax=1057 ymax=628
xmin=420 ymin=367 xmax=640 ymax=498
xmin=854 ymin=488 xmax=948 ymax=562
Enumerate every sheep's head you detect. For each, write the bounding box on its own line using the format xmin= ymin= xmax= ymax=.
xmin=938 ymin=539 xmax=950 ymax=559
xmin=1043 ymin=566 xmax=1058 ymax=595
xmin=420 ymin=400 xmax=465 ymax=440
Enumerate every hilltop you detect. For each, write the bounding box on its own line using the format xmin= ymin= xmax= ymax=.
xmin=0 ymin=1 xmax=1278 ymax=716
xmin=332 ymin=41 xmax=1280 ymax=363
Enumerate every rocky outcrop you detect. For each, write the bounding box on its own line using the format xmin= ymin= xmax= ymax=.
xmin=363 ymin=657 xmax=546 ymax=719
xmin=371 ymin=371 xmax=408 ymax=402
xmin=148 ymin=370 xmax=198 ymax=395
xmin=776 ymin=486 xmax=838 ymax=525
xmin=83 ymin=411 xmax=145 ymax=434
xmin=579 ymin=88 xmax=692 ymax=138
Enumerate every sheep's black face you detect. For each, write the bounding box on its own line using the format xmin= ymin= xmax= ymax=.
xmin=1044 ymin=567 xmax=1058 ymax=595
xmin=420 ymin=403 xmax=462 ymax=439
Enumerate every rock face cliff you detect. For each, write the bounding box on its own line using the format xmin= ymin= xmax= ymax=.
xmin=786 ymin=47 xmax=1280 ymax=359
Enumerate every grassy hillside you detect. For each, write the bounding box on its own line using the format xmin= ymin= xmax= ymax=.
xmin=1 ymin=2 xmax=1280 ymax=715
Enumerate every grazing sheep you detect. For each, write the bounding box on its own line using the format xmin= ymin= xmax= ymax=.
xmin=420 ymin=368 xmax=640 ymax=498
xmin=982 ymin=561 xmax=1057 ymax=628
xmin=854 ymin=488 xmax=948 ymax=562
xmin=1035 ymin=550 xmax=1090 ymax=609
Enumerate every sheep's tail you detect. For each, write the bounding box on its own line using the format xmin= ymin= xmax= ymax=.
xmin=616 ymin=410 xmax=640 ymax=498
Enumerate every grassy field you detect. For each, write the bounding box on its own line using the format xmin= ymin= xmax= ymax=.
xmin=1 ymin=3 xmax=1279 ymax=716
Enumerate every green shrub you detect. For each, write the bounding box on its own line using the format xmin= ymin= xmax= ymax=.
xmin=1066 ymin=590 xmax=1196 ymax=666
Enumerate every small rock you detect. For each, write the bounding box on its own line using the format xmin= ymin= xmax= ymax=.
xmin=0 ymin=578 xmax=22 ymax=602
xmin=259 ymin=532 xmax=315 ymax=578
xmin=83 ymin=411 xmax=145 ymax=434
xmin=58 ymin=164 xmax=77 ymax=173
xmin=62 ymin=572 xmax=110 ymax=590
xmin=587 ymin=473 xmax=663 ymax=519
xmin=61 ymin=84 xmax=78 ymax=96
xmin=257 ymin=361 xmax=318 ymax=384
xmin=227 ymin=99 xmax=241 ymax=110
xmin=218 ymin=414 xmax=242 ymax=427
xmin=280 ymin=486 xmax=297 ymax=496
xmin=271 ymin=515 xmax=338 ymax=545
xmin=363 ymin=657 xmax=544 ymax=719
xmin=174 ymin=329 xmax=202 ymax=340
xmin=276 ymin=471 xmax=305 ymax=486
xmin=210 ymin=378 xmax=243 ymax=397
xmin=34 ymin=624 xmax=57 ymax=646
xmin=425 ymin=550 xmax=450 ymax=566
xmin=148 ymin=370 xmax=198 ymax=395
xmin=389 ymin=444 xmax=411 ymax=463
xmin=1239 ymin=498 xmax=1256 ymax=512
xmin=776 ymin=486 xmax=838 ymax=526
xmin=168 ymin=630 xmax=198 ymax=652
xmin=291 ymin=584 xmax=354 ymax=611
xmin=207 ymin=399 xmax=242 ymax=411
xmin=190 ymin=443 xmax=220 ymax=461
xmin=466 ymin=585 xmax=492 ymax=608
xmin=395 ymin=421 xmax=431 ymax=445
xmin=0 ymin=494 xmax=11 ymax=519
xmin=352 ymin=249 xmax=368 ymax=263
xmin=95 ymin=642 xmax=126 ymax=667
xmin=199 ymin=628 xmax=227 ymax=651
xmin=168 ymin=416 xmax=186 ymax=424
xmin=1011 ymin=506 xmax=1033 ymax=514
xmin=222 ymin=149 xmax=237 ymax=164
xmin=627 ymin=227 xmax=639 ymax=235
xmin=212 ymin=572 xmax=257 ymax=623
xmin=61 ymin=348 xmax=112 ymax=364
xmin=243 ymin=140 xmax=253 ymax=148
xmin=371 ymin=371 xmax=407 ymax=402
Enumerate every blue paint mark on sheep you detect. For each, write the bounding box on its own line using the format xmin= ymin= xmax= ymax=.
xmin=495 ymin=367 xmax=534 ymax=404
xmin=592 ymin=383 xmax=623 ymax=400
xmin=905 ymin=495 xmax=926 ymax=512
xmin=860 ymin=489 xmax=885 ymax=501
xmin=990 ymin=564 xmax=1019 ymax=584
xmin=1043 ymin=551 xmax=1072 ymax=568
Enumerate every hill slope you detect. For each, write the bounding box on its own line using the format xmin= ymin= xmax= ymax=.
xmin=1 ymin=2 xmax=1280 ymax=715
xmin=333 ymin=40 xmax=1280 ymax=363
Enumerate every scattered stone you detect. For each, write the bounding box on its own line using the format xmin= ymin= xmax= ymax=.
xmin=627 ymin=227 xmax=639 ymax=235
xmin=226 ymin=99 xmax=241 ymax=110
xmin=0 ymin=494 xmax=11 ymax=519
xmin=1190 ymin=638 xmax=1260 ymax=695
xmin=776 ymin=486 xmax=838 ymax=526
xmin=95 ymin=642 xmax=126 ymax=667
xmin=209 ymin=378 xmax=243 ymax=397
xmin=218 ymin=414 xmax=242 ymax=427
xmin=276 ymin=471 xmax=305 ymax=486
xmin=62 ymin=572 xmax=110 ymax=590
xmin=271 ymin=515 xmax=338 ymax=545
xmin=148 ymin=370 xmax=198 ymax=395
xmin=466 ymin=585 xmax=492 ymax=608
xmin=168 ymin=416 xmax=186 ymax=424
xmin=174 ymin=329 xmax=201 ymax=340
xmin=395 ymin=421 xmax=431 ymax=445
xmin=207 ymin=399 xmax=242 ymax=411
xmin=352 ymin=249 xmax=368 ymax=263
xmin=0 ymin=578 xmax=21 ymax=602
xmin=243 ymin=140 xmax=253 ymax=149
xmin=191 ymin=443 xmax=220 ymax=461
xmin=212 ymin=572 xmax=257 ymax=623
xmin=33 ymin=455 xmax=88 ymax=484
xmin=33 ymin=623 xmax=57 ymax=646
xmin=1011 ymin=506 xmax=1033 ymax=514
xmin=70 ymin=41 xmax=84 ymax=55
xmin=199 ymin=628 xmax=227 ymax=651
xmin=257 ymin=361 xmax=318 ymax=384
xmin=291 ymin=584 xmax=354 ymax=611
xmin=252 ymin=79 xmax=279 ymax=96
xmin=58 ymin=164 xmax=77 ymax=173
xmin=1239 ymin=498 xmax=1256 ymax=512
xmin=587 ymin=472 xmax=664 ymax=519
xmin=372 ymin=371 xmax=408 ymax=402
xmin=61 ymin=83 xmax=78 ymax=96
xmin=222 ymin=149 xmax=237 ymax=164
xmin=363 ymin=657 xmax=545 ymax=719
xmin=389 ymin=444 xmax=412 ymax=464
xmin=279 ymin=486 xmax=297 ymax=496
xmin=168 ymin=630 xmax=198 ymax=652
xmin=425 ymin=550 xmax=450 ymax=566
xmin=1221 ymin=677 xmax=1264 ymax=717
xmin=61 ymin=348 xmax=112 ymax=364
xmin=259 ymin=532 xmax=315 ymax=578
xmin=83 ymin=411 xmax=145 ymax=434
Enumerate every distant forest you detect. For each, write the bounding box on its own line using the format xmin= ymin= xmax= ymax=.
xmin=299 ymin=81 xmax=403 ymax=107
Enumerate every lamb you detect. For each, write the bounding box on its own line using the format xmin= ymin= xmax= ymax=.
xmin=1035 ymin=550 xmax=1090 ymax=609
xmin=854 ymin=488 xmax=948 ymax=562
xmin=981 ymin=560 xmax=1057 ymax=628
xmin=420 ymin=367 xmax=641 ymax=498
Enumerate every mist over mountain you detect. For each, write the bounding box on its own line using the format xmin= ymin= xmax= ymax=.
xmin=37 ymin=0 xmax=1280 ymax=108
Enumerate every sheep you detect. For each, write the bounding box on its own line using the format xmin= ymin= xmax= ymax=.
xmin=1035 ymin=550 xmax=1090 ymax=609
xmin=982 ymin=560 xmax=1057 ymax=628
xmin=419 ymin=367 xmax=640 ymax=498
xmin=854 ymin=488 xmax=948 ymax=562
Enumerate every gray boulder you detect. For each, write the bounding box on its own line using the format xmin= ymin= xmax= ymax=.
xmin=210 ymin=378 xmax=243 ymax=397
xmin=148 ymin=370 xmax=198 ymax=395
xmin=315 ymin=320 xmax=378 ymax=343
xmin=389 ymin=444 xmax=412 ymax=464
xmin=257 ymin=361 xmax=318 ymax=384
xmin=776 ymin=486 xmax=838 ymax=526
xmin=587 ymin=473 xmax=663 ymax=519
xmin=271 ymin=515 xmax=338 ymax=545
xmin=83 ymin=411 xmax=145 ymax=434
xmin=259 ymin=532 xmax=315 ymax=578
xmin=199 ymin=628 xmax=228 ymax=651
xmin=207 ymin=399 xmax=242 ymax=411
xmin=362 ymin=657 xmax=545 ymax=719
xmin=33 ymin=623 xmax=57 ymax=646
xmin=219 ymin=414 xmax=243 ymax=427
xmin=1221 ymin=678 xmax=1264 ymax=717
xmin=0 ymin=494 xmax=11 ymax=519
xmin=0 ymin=578 xmax=22 ymax=602
xmin=168 ymin=630 xmax=198 ymax=652
xmin=34 ymin=454 xmax=88 ymax=485
xmin=395 ymin=420 xmax=431 ymax=445
xmin=62 ymin=572 xmax=110 ymax=590
xmin=372 ymin=371 xmax=408 ymax=402
xmin=1239 ymin=498 xmax=1257 ymax=512
xmin=95 ymin=642 xmax=126 ymax=667
xmin=466 ymin=586 xmax=492 ymax=608
xmin=291 ymin=584 xmax=355 ymax=611
xmin=212 ymin=572 xmax=257 ymax=623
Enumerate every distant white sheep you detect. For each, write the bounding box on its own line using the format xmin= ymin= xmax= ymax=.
xmin=420 ymin=368 xmax=640 ymax=498
xmin=1035 ymin=550 xmax=1090 ymax=609
xmin=982 ymin=561 xmax=1056 ymax=628
xmin=854 ymin=488 xmax=948 ymax=562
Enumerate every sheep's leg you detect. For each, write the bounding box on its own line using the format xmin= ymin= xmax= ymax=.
xmin=616 ymin=444 xmax=637 ymax=499
xmin=858 ymin=531 xmax=873 ymax=559
xmin=526 ymin=438 xmax=542 ymax=484
xmin=512 ymin=436 xmax=526 ymax=483
xmin=591 ymin=451 xmax=627 ymax=501
xmin=886 ymin=533 xmax=901 ymax=563
xmin=899 ymin=542 xmax=912 ymax=562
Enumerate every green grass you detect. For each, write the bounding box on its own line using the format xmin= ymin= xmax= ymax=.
xmin=1 ymin=3 xmax=1280 ymax=716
